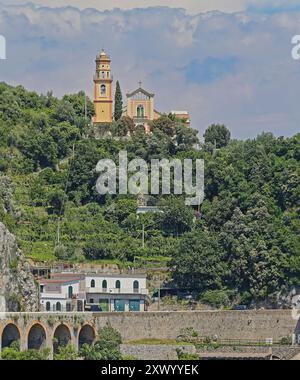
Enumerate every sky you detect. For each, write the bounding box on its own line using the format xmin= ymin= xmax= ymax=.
xmin=0 ymin=1 xmax=300 ymax=138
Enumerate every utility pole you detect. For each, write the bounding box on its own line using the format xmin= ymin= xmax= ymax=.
xmin=142 ymin=223 xmax=145 ymax=249
xmin=56 ymin=218 xmax=60 ymax=245
xmin=84 ymin=93 xmax=87 ymax=119
xmin=158 ymin=276 xmax=161 ymax=311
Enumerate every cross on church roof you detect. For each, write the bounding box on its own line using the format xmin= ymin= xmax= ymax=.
xmin=138 ymin=81 xmax=142 ymax=88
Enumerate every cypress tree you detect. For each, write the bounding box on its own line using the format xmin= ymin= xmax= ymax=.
xmin=114 ymin=80 xmax=123 ymax=121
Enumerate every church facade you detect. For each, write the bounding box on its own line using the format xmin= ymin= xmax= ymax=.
xmin=122 ymin=85 xmax=162 ymax=132
xmin=93 ymin=50 xmax=189 ymax=130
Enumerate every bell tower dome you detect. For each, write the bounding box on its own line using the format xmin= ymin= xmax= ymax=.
xmin=93 ymin=49 xmax=113 ymax=124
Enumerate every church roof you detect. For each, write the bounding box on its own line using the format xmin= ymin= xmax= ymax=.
xmin=126 ymin=87 xmax=154 ymax=98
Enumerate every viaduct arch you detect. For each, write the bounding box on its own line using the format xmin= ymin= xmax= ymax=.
xmin=1 ymin=323 xmax=21 ymax=349
xmin=27 ymin=323 xmax=47 ymax=350
xmin=78 ymin=324 xmax=96 ymax=349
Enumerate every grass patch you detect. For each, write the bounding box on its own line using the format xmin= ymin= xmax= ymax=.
xmin=27 ymin=252 xmax=57 ymax=262
xmin=126 ymin=339 xmax=193 ymax=346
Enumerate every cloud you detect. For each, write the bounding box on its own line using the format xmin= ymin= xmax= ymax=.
xmin=0 ymin=3 xmax=299 ymax=139
xmin=185 ymin=57 xmax=239 ymax=84
xmin=0 ymin=0 xmax=247 ymax=14
xmin=247 ymin=0 xmax=300 ymax=13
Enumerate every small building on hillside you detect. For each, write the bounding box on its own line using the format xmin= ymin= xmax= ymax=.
xmin=85 ymin=274 xmax=149 ymax=312
xmin=39 ymin=275 xmax=86 ymax=312
xmin=38 ymin=273 xmax=149 ymax=312
xmin=171 ymin=110 xmax=191 ymax=127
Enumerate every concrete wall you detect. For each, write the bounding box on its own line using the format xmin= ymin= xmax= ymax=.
xmin=0 ymin=310 xmax=299 ymax=353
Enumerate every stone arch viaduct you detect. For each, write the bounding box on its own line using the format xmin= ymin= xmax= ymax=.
xmin=0 ymin=310 xmax=300 ymax=354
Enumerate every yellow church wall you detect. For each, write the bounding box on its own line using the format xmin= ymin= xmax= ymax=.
xmin=127 ymin=99 xmax=152 ymax=119
xmin=94 ymin=101 xmax=112 ymax=123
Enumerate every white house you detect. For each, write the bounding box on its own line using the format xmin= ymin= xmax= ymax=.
xmin=38 ymin=273 xmax=149 ymax=312
xmin=85 ymin=274 xmax=149 ymax=312
xmin=39 ymin=275 xmax=86 ymax=312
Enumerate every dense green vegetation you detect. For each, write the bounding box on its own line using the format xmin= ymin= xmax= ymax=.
xmin=0 ymin=82 xmax=299 ymax=304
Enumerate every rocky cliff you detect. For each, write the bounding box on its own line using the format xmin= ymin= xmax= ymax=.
xmin=0 ymin=222 xmax=39 ymax=312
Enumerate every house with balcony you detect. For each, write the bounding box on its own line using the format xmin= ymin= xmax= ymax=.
xmin=38 ymin=273 xmax=149 ymax=312
xmin=39 ymin=274 xmax=86 ymax=312
xmin=85 ymin=274 xmax=149 ymax=312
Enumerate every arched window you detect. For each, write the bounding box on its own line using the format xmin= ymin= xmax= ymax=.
xmin=116 ymin=280 xmax=121 ymax=291
xmin=102 ymin=280 xmax=107 ymax=290
xmin=46 ymin=302 xmax=51 ymax=311
xmin=68 ymin=286 xmax=73 ymax=299
xmin=133 ymin=281 xmax=139 ymax=293
xmin=91 ymin=279 xmax=95 ymax=288
xmin=100 ymin=84 xmax=106 ymax=95
xmin=101 ymin=71 xmax=105 ymax=79
xmin=137 ymin=105 xmax=144 ymax=118
xmin=56 ymin=302 xmax=61 ymax=312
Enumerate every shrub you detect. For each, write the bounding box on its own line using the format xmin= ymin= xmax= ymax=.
xmin=200 ymin=290 xmax=230 ymax=308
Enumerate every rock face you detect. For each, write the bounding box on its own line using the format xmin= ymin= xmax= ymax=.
xmin=0 ymin=222 xmax=39 ymax=312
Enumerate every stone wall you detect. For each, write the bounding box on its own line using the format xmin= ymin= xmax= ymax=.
xmin=120 ymin=344 xmax=196 ymax=360
xmin=93 ymin=310 xmax=299 ymax=342
xmin=0 ymin=310 xmax=299 ymax=352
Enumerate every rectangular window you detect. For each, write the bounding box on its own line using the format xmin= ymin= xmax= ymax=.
xmin=89 ymin=298 xmax=94 ymax=304
xmin=129 ymin=300 xmax=140 ymax=312
xmin=114 ymin=299 xmax=125 ymax=312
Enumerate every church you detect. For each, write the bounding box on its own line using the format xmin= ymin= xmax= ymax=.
xmin=92 ymin=49 xmax=190 ymax=131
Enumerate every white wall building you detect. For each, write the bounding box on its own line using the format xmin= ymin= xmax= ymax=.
xmin=38 ymin=273 xmax=149 ymax=312
xmin=85 ymin=274 xmax=149 ymax=312
xmin=39 ymin=275 xmax=86 ymax=312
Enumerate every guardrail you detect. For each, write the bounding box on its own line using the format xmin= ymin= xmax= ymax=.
xmin=178 ymin=337 xmax=291 ymax=347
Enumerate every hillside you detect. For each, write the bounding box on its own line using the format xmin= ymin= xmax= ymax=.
xmin=0 ymin=222 xmax=38 ymax=312
xmin=0 ymin=82 xmax=299 ymax=306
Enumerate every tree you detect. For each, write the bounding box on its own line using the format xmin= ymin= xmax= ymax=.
xmin=63 ymin=91 xmax=94 ymax=119
xmin=79 ymin=326 xmax=122 ymax=360
xmin=112 ymin=116 xmax=134 ymax=137
xmin=151 ymin=116 xmax=175 ymax=137
xmin=175 ymin=124 xmax=199 ymax=152
xmin=170 ymin=229 xmax=226 ymax=291
xmin=158 ymin=197 xmax=194 ymax=236
xmin=114 ymin=80 xmax=123 ymax=121
xmin=52 ymin=100 xmax=76 ymax=124
xmin=54 ymin=344 xmax=79 ymax=360
xmin=48 ymin=189 xmax=68 ymax=215
xmin=204 ymin=124 xmax=231 ymax=149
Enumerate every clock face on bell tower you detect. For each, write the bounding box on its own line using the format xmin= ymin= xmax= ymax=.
xmin=93 ymin=49 xmax=113 ymax=124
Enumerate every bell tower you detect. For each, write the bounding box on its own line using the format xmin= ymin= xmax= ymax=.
xmin=93 ymin=49 xmax=113 ymax=124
